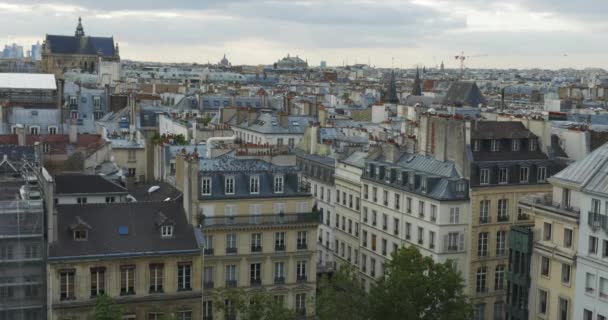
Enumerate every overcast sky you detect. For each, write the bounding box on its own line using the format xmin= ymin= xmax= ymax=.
xmin=1 ymin=0 xmax=606 ymax=69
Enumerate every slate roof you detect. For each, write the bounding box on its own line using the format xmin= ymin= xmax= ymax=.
xmin=232 ymin=113 xmax=313 ymax=135
xmin=49 ymin=201 xmax=199 ymax=260
xmin=471 ymin=121 xmax=537 ymax=140
xmin=45 ymin=35 xmax=116 ymax=57
xmin=550 ymin=142 xmax=608 ymax=191
xmin=55 ymin=174 xmax=127 ymax=195
xmin=442 ymin=81 xmax=485 ymax=107
xmin=127 ymin=181 xmax=183 ymax=202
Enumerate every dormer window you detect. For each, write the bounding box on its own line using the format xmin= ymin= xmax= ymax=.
xmin=473 ymin=140 xmax=480 ymax=152
xmin=512 ymin=139 xmax=520 ymax=151
xmin=491 ymin=140 xmax=499 ymax=152
xmin=274 ymin=175 xmax=284 ymax=193
xmin=69 ymin=96 xmax=77 ymax=106
xmin=93 ymin=96 xmax=101 ymax=109
xmin=74 ymin=230 xmax=87 ymax=240
xmin=530 ymin=139 xmax=537 ymax=151
xmin=201 ymin=177 xmax=211 ymax=195
xmin=375 ymin=166 xmax=380 ymax=178
xmin=225 ymin=176 xmax=235 ymax=195
xmin=161 ymin=226 xmax=173 ymax=238
xmin=408 ymin=172 xmax=415 ymax=186
xmin=250 ymin=176 xmax=260 ymax=194
xmin=456 ymin=181 xmax=465 ymax=192
xmin=421 ymin=177 xmax=427 ymax=193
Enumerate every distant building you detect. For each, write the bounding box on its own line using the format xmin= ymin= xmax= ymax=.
xmin=2 ymin=43 xmax=24 ymax=59
xmin=274 ymin=54 xmax=308 ymax=70
xmin=320 ymin=61 xmax=327 ymax=68
xmin=219 ymin=53 xmax=231 ymax=67
xmin=31 ymin=41 xmax=42 ymax=61
xmin=442 ymin=81 xmax=486 ymax=107
xmin=42 ymin=17 xmax=120 ymax=76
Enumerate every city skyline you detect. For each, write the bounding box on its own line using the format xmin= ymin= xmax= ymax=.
xmin=1 ymin=0 xmax=607 ymax=69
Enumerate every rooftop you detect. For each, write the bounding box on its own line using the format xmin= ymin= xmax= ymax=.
xmin=0 ymin=73 xmax=56 ymax=90
xmin=55 ymin=174 xmax=127 ymax=195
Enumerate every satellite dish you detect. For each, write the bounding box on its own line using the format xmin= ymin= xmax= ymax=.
xmin=126 ymin=195 xmax=137 ymax=202
xmin=148 ymin=186 xmax=160 ymax=193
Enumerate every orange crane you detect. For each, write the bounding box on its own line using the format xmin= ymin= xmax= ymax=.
xmin=454 ymin=51 xmax=488 ymax=78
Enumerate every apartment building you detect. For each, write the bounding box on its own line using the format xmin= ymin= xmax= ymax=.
xmin=47 ymin=201 xmax=202 ymax=320
xmin=0 ymin=146 xmax=45 ymax=320
xmin=53 ymin=174 xmax=128 ymax=205
xmin=296 ymin=150 xmax=336 ymax=273
xmin=519 ymin=191 xmax=579 ymax=320
xmin=333 ymin=152 xmax=366 ymax=272
xmin=505 ymin=225 xmax=533 ymax=320
xmin=468 ymin=121 xmax=557 ymax=320
xmin=545 ymin=144 xmax=608 ymax=320
xmin=176 ymin=150 xmax=318 ymax=319
xmin=359 ymin=145 xmax=470 ymax=291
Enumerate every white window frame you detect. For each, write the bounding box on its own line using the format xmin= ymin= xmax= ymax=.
xmin=29 ymin=125 xmax=40 ymax=135
xmin=224 ymin=176 xmax=235 ymax=195
xmin=48 ymin=126 xmax=58 ymax=135
xmin=480 ymin=168 xmax=490 ymax=185
xmin=530 ymin=139 xmax=537 ymax=151
xmin=201 ymin=177 xmax=212 ymax=195
xmin=161 ymin=225 xmax=173 ymax=238
xmin=537 ymin=166 xmax=547 ymax=182
xmin=512 ymin=139 xmax=520 ymax=151
xmin=520 ymin=167 xmax=529 ymax=183
xmin=249 ymin=176 xmax=260 ymax=194
xmin=473 ymin=140 xmax=480 ymax=151
xmin=274 ymin=175 xmax=284 ymax=193
xmin=491 ymin=139 xmax=499 ymax=152
xmin=498 ymin=167 xmax=508 ymax=184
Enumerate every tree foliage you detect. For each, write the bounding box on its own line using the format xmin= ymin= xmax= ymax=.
xmin=367 ymin=246 xmax=472 ymax=320
xmin=316 ymin=265 xmax=368 ymax=320
xmin=91 ymin=294 xmax=121 ymax=320
xmin=213 ymin=288 xmax=295 ymax=320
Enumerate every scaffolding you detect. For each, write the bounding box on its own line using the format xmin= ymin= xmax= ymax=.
xmin=0 ymin=162 xmax=46 ymax=319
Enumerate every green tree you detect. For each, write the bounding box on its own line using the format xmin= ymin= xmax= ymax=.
xmin=316 ymin=265 xmax=368 ymax=320
xmin=368 ymin=246 xmax=472 ymax=320
xmin=213 ymin=288 xmax=295 ymax=320
xmin=91 ymin=294 xmax=121 ymax=320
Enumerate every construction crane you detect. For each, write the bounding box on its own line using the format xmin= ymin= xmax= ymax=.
xmin=454 ymin=51 xmax=488 ymax=78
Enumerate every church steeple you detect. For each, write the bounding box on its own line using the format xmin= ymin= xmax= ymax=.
xmin=75 ymin=17 xmax=85 ymax=37
xmin=411 ymin=67 xmax=422 ymax=96
xmin=383 ymin=70 xmax=400 ymax=104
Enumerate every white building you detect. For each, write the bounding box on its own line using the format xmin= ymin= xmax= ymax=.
xmin=550 ymin=144 xmax=608 ymax=320
xmin=230 ymin=112 xmax=312 ymax=149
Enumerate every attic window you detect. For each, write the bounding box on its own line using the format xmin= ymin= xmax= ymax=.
xmin=421 ymin=177 xmax=427 ymax=193
xmin=161 ymin=225 xmax=174 ymax=238
xmin=74 ymin=230 xmax=87 ymax=241
xmin=201 ymin=177 xmax=211 ymax=195
xmin=530 ymin=139 xmax=537 ymax=151
xmin=473 ymin=140 xmax=480 ymax=152
xmin=491 ymin=140 xmax=499 ymax=152
xmin=274 ymin=175 xmax=284 ymax=193
xmin=225 ymin=176 xmax=235 ymax=195
xmin=250 ymin=176 xmax=260 ymax=194
xmin=512 ymin=139 xmax=520 ymax=151
xmin=408 ymin=173 xmax=415 ymax=186
xmin=456 ymin=182 xmax=465 ymax=192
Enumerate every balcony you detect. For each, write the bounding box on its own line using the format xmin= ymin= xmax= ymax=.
xmin=588 ymin=211 xmax=608 ymax=234
xmin=475 ymin=287 xmax=489 ymax=296
xmin=225 ymin=280 xmax=237 ymax=288
xmin=446 ymin=245 xmax=458 ymax=252
xmin=226 ymin=247 xmax=237 ymax=254
xmin=296 ymin=308 xmax=307 ymax=317
xmin=200 ymin=211 xmax=321 ymax=228
xmin=250 ymin=278 xmax=262 ymax=287
xmin=274 ymin=277 xmax=285 ymax=285
xmin=204 ymin=248 xmax=214 ymax=255
xmin=520 ymin=194 xmax=580 ymax=217
xmin=275 ymin=244 xmax=286 ymax=252
xmin=517 ymin=213 xmax=530 ymax=221
xmin=497 ymin=215 xmax=510 ymax=222
xmin=297 ymin=276 xmax=307 ymax=283
xmin=382 ymin=225 xmax=387 ymax=231
xmin=479 ymin=216 xmax=491 ymax=224
xmin=251 ymin=246 xmax=262 ymax=253
xmin=203 ymin=281 xmax=214 ymax=289
xmin=297 ymin=243 xmax=308 ymax=250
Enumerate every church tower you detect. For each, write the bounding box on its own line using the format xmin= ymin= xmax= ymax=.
xmin=383 ymin=70 xmax=400 ymax=104
xmin=411 ymin=67 xmax=422 ymax=96
xmin=75 ymin=17 xmax=85 ymax=37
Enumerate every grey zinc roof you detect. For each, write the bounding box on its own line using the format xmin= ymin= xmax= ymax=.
xmin=234 ymin=113 xmax=313 ymax=134
xmin=551 ymin=142 xmax=608 ymax=191
xmin=55 ymin=174 xmax=127 ymax=195
xmin=49 ymin=201 xmax=199 ymax=260
xmin=340 ymin=151 xmax=367 ymax=168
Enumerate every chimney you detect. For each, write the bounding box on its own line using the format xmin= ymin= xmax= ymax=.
xmin=69 ymin=120 xmax=78 ymax=144
xmin=279 ymin=112 xmax=289 ymax=129
xmin=236 ymin=108 xmax=248 ymax=124
xmin=310 ymin=124 xmax=318 ymax=154
xmin=248 ymin=109 xmax=257 ymax=125
xmin=128 ymin=93 xmax=137 ymax=126
xmin=16 ymin=125 xmax=26 ymax=146
xmin=56 ymin=79 xmax=64 ymax=109
xmin=318 ymin=107 xmax=327 ymax=126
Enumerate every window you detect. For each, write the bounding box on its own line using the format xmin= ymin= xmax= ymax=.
xmin=297 ymin=231 xmax=307 ymax=249
xmin=93 ymin=96 xmax=101 ymax=109
xmin=128 ymin=168 xmax=136 ymax=177
xmin=295 ymin=293 xmax=306 ymax=315
xmin=498 ymin=167 xmax=508 ymax=184
xmin=495 ymin=265 xmax=505 ymax=290
xmin=372 ymin=187 xmax=377 ymax=202
xmin=405 ymin=222 xmax=411 ymax=240
xmin=176 ymin=311 xmax=192 ymax=320
xmin=274 ymin=175 xmax=284 ymax=193
xmin=474 ymin=304 xmax=485 ymax=320
xmin=226 ymin=234 xmax=237 ymax=253
xmin=249 ymin=176 xmax=259 ymax=194
xmin=473 ymin=140 xmax=480 ymax=151
xmin=275 ymin=232 xmax=285 ymax=251
xmin=250 ymin=263 xmax=261 ymax=285
xmin=543 ymin=222 xmax=552 ymax=241
xmin=406 ymin=197 xmax=412 ymax=213
xmin=477 ymin=232 xmax=488 ymax=257
xmin=361 ymin=254 xmax=367 ymax=273
xmin=491 ymin=139 xmax=499 ymax=151
xmin=480 ymin=168 xmax=490 ymax=185
xmin=538 ymin=166 xmax=547 ymax=182
xmin=382 ymin=238 xmax=387 ymax=255
xmin=90 ymin=268 xmax=105 ymax=297
xmin=120 ymin=265 xmax=135 ymax=295
xmin=382 ymin=190 xmax=388 ymax=206
xmin=203 ymin=235 xmax=214 ymax=254
xmin=564 ymin=228 xmax=573 ymax=248
xmin=512 ymin=139 xmax=520 ymax=151
xmin=161 ymin=225 xmax=173 ymax=238
xmin=592 ymin=198 xmax=602 ymax=214
xmin=149 ymin=264 xmax=164 ymax=293
xmin=362 ymin=230 xmax=368 ymax=247
xmin=296 ymin=261 xmax=307 ymax=281
xmin=274 ymin=262 xmax=285 ymax=284
xmin=450 ymin=207 xmax=460 ymax=224
xmin=393 ymin=218 xmax=399 ymax=235
xmin=494 ymin=302 xmax=505 ymax=320
xmin=600 ymin=277 xmax=608 ymax=299
xmin=0 ymin=245 xmax=13 ymax=260
xmin=363 ymin=184 xmax=368 ymax=199
xmin=225 ymin=176 xmax=235 ymax=194
xmin=148 ymin=313 xmax=164 ymax=320
xmin=336 ymin=213 xmax=340 ymax=227
xmin=562 ymin=188 xmax=571 ymax=208
xmin=203 ymin=266 xmax=214 ymax=288
xmin=430 ymin=204 xmax=437 ymax=222
xmin=562 ymin=263 xmax=571 ymax=285
xmin=421 ymin=177 xmax=427 ymax=192
xmin=497 ymin=199 xmax=508 ymax=221
xmin=476 ymin=267 xmax=487 ymax=293
xmin=429 ymin=231 xmax=435 ymax=249
xmin=77 ymin=197 xmax=87 ymax=204
xmin=418 ymin=201 xmax=425 ymax=218
xmin=417 ymin=227 xmax=424 ymax=245
xmin=394 ymin=194 xmax=400 ymax=210
xmin=590 ymin=236 xmax=599 ymax=254
xmin=24 ymin=245 xmax=39 ymax=259
xmin=73 ymin=229 xmax=88 ymax=240
xmin=43 ymin=143 xmax=51 ymax=153
xmin=251 ymin=233 xmax=262 ymax=252
xmin=60 ymin=270 xmax=75 ymax=300
xmin=370 ymin=258 xmax=376 ymax=277
xmin=538 ymin=289 xmax=548 ymax=314
xmin=29 ymin=126 xmax=39 ymax=135
xmin=201 ymin=177 xmax=211 ymax=195
xmin=558 ymin=298 xmax=568 ymax=320
xmin=105 ymin=196 xmax=115 ymax=203
xmin=225 ymin=265 xmax=237 ymax=286
xmin=177 ymin=263 xmax=192 ymax=290
xmin=519 ymin=167 xmax=529 ymax=183
xmin=446 ymin=232 xmax=460 ymax=252
xmin=363 ymin=207 xmax=368 ymax=223
xmin=372 ymin=210 xmax=377 ymax=226
xmin=586 ymin=272 xmax=596 ymax=293
xmin=371 ymin=234 xmax=377 ymax=251
xmin=541 ymin=256 xmax=550 ymax=277
xmin=480 ymin=200 xmax=490 ymax=224
xmin=584 ymin=310 xmax=592 ymax=320
xmin=530 ymin=139 xmax=537 ymax=151
xmin=337 ymin=189 xmax=341 ymax=203
xmin=382 ymin=214 xmax=388 ymax=230
xmin=49 ymin=126 xmax=57 ymax=135
xmin=496 ymin=231 xmax=506 ymax=256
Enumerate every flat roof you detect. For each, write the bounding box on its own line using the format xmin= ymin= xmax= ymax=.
xmin=0 ymin=73 xmax=57 ymax=90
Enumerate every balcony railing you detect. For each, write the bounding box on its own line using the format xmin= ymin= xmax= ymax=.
xmin=204 ymin=248 xmax=214 ymax=255
xmin=251 ymin=246 xmax=262 ymax=253
xmin=517 ymin=213 xmax=530 ymax=221
xmin=203 ymin=281 xmax=214 ymax=289
xmin=446 ymin=245 xmax=459 ymax=252
xmin=226 ymin=247 xmax=237 ymax=254
xmin=497 ymin=215 xmax=510 ymax=222
xmin=297 ymin=243 xmax=308 ymax=250
xmin=296 ymin=276 xmax=307 ymax=283
xmin=476 ymin=287 xmax=489 ymax=296
xmin=225 ymin=280 xmax=237 ymax=288
xmin=588 ymin=211 xmax=608 ymax=234
xmin=274 ymin=277 xmax=285 ymax=285
xmin=275 ymin=244 xmax=286 ymax=252
xmin=250 ymin=278 xmax=261 ymax=287
xmin=479 ymin=216 xmax=491 ymax=224
xmin=200 ymin=211 xmax=321 ymax=228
